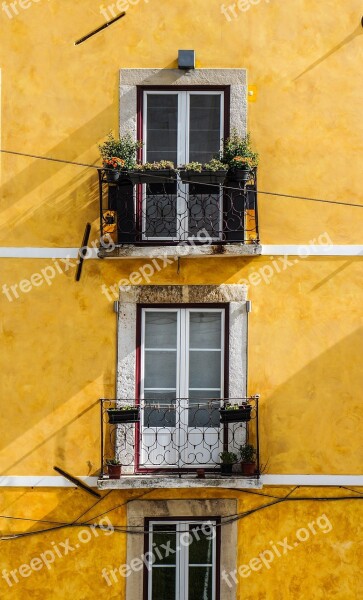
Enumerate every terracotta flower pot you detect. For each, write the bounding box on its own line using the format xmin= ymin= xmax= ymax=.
xmin=241 ymin=461 xmax=256 ymax=476
xmin=107 ymin=464 xmax=121 ymax=479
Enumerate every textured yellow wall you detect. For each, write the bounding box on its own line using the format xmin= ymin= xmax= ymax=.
xmin=0 ymin=0 xmax=362 ymax=245
xmin=0 ymin=255 xmax=362 ymax=475
xmin=0 ymin=487 xmax=361 ymax=599
xmin=0 ymin=2 xmax=362 ymax=598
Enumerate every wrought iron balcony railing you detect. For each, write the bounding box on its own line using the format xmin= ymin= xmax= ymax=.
xmin=100 ymin=397 xmax=260 ymax=479
xmin=98 ymin=170 xmax=259 ymax=247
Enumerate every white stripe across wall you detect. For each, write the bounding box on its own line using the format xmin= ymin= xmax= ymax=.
xmin=0 ymin=246 xmax=362 ymax=258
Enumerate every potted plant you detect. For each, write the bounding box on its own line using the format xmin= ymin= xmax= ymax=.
xmin=222 ymin=130 xmax=259 ymax=184
xmin=102 ymin=157 xmax=126 ymax=183
xmin=220 ymin=402 xmax=252 ymax=423
xmin=106 ymin=458 xmax=122 ymax=479
xmin=107 ymin=405 xmax=140 ymax=424
xmin=128 ymin=160 xmax=177 ymax=184
xmin=179 ymin=158 xmax=227 ymax=184
xmin=239 ymin=444 xmax=257 ymax=475
xmin=98 ymin=131 xmax=142 ymax=183
xmin=219 ymin=451 xmax=237 ymax=475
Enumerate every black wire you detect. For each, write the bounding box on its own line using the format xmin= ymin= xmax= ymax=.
xmin=1 ymin=148 xmax=362 ymax=208
xmin=1 ymin=494 xmax=362 ymax=539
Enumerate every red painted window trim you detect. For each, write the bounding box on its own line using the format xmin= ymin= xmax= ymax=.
xmin=134 ymin=303 xmax=230 ymax=473
xmin=135 ymin=86 xmax=231 ymax=238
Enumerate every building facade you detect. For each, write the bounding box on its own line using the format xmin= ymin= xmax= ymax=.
xmin=0 ymin=1 xmax=362 ymax=598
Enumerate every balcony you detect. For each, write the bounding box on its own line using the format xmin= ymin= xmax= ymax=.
xmin=97 ymin=170 xmax=261 ymax=258
xmin=98 ymin=397 xmax=261 ymax=490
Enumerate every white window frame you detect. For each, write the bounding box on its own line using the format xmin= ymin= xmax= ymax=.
xmin=140 ymin=307 xmax=225 ymax=400
xmin=147 ymin=519 xmax=218 ymax=600
xmin=140 ymin=307 xmax=225 ymax=468
xmin=142 ymin=90 xmax=224 ymax=242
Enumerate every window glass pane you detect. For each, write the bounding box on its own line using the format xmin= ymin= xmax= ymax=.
xmin=152 ymin=525 xmax=177 ymax=564
xmin=188 ymin=567 xmax=212 ymax=600
xmin=189 ymin=525 xmax=214 ymax=564
xmin=144 ymin=396 xmax=176 ymax=427
xmin=189 ymin=312 xmax=222 ymax=349
xmin=147 ymin=94 xmax=178 ymax=164
xmin=189 ymin=95 xmax=221 ymax=163
xmin=144 ymin=351 xmax=177 ymax=388
xmin=189 ymin=351 xmax=221 ymax=389
xmin=152 ymin=567 xmax=176 ymax=600
xmin=145 ymin=312 xmax=178 ymax=349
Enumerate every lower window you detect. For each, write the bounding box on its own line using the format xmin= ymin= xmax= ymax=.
xmin=146 ymin=519 xmax=220 ymax=600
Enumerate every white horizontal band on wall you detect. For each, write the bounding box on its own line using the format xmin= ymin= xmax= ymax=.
xmin=0 ymin=475 xmax=362 ymax=488
xmin=0 ymin=476 xmax=99 ymax=488
xmin=0 ymin=246 xmax=362 ymax=258
xmin=261 ymin=245 xmax=363 ymax=256
xmin=0 ymin=248 xmax=99 ymax=259
xmin=261 ymin=475 xmax=363 ymax=486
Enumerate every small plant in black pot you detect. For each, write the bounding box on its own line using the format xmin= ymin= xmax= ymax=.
xmin=220 ymin=402 xmax=252 ymax=423
xmin=219 ymin=451 xmax=237 ymax=475
xmin=107 ymin=405 xmax=140 ymax=424
xmin=240 ymin=444 xmax=257 ymax=476
xmin=106 ymin=458 xmax=122 ymax=479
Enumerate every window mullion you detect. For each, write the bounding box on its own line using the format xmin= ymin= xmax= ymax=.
xmin=177 ymin=92 xmax=188 ymax=240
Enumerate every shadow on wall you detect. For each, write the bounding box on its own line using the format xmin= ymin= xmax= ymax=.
xmin=294 ymin=23 xmax=363 ymax=80
xmin=0 ymin=104 xmax=113 ymax=212
xmin=259 ymin=328 xmax=363 ymax=474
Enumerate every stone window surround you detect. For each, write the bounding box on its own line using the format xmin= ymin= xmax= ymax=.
xmin=126 ymin=498 xmax=238 ymax=600
xmin=119 ymin=68 xmax=248 ymax=139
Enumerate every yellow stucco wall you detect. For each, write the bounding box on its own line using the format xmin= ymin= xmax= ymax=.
xmin=0 ymin=1 xmax=362 ymax=598
xmin=0 ymin=487 xmax=361 ymax=599
xmin=0 ymin=255 xmax=362 ymax=475
xmin=0 ymin=0 xmax=362 ymax=245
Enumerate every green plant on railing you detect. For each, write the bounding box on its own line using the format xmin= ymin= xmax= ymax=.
xmin=105 ymin=458 xmax=122 ymax=465
xmin=99 ymin=132 xmax=142 ymax=170
xmin=134 ymin=160 xmax=175 ymax=171
xmin=219 ymin=451 xmax=238 ymax=464
xmin=180 ymin=159 xmax=226 ymax=172
xmin=222 ymin=130 xmax=259 ymax=168
xmin=181 ymin=161 xmax=203 ymax=172
xmin=239 ymin=444 xmax=256 ymax=463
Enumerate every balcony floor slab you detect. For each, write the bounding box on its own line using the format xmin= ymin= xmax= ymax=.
xmin=98 ymin=475 xmax=262 ymax=490
xmin=98 ymin=243 xmax=262 ymax=259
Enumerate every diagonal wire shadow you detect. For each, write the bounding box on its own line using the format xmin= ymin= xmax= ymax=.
xmin=310 ymin=253 xmax=363 ymax=291
xmin=0 ymin=401 xmax=99 ymax=476
xmin=294 ymin=24 xmax=363 ymax=81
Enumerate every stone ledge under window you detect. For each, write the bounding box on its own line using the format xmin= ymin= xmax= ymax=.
xmin=98 ymin=243 xmax=262 ymax=259
xmin=98 ymin=475 xmax=262 ymax=490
